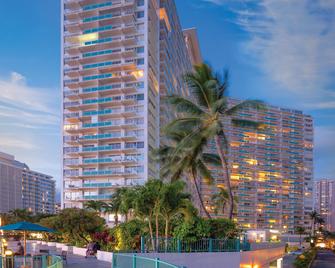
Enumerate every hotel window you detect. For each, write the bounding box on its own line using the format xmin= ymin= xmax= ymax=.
xmin=136 ymin=11 xmax=145 ymax=18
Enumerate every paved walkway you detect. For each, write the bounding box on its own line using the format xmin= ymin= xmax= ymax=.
xmin=283 ymin=254 xmax=296 ymax=268
xmin=64 ymin=254 xmax=110 ymax=268
xmin=311 ymin=250 xmax=335 ymax=268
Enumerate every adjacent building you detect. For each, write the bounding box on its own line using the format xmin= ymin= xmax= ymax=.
xmin=0 ymin=152 xmax=23 ymax=213
xmin=22 ymin=167 xmax=56 ymax=214
xmin=203 ymin=101 xmax=314 ymax=233
xmin=61 ymin=0 xmax=198 ymax=218
xmin=0 ymin=151 xmax=55 ymax=214
xmin=314 ymin=179 xmax=335 ymax=232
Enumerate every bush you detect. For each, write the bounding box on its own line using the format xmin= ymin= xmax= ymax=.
xmin=293 ymin=249 xmax=316 ymax=268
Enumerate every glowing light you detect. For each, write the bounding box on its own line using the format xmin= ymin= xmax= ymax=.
xmin=79 ymin=33 xmax=99 ymax=45
xmin=5 ymin=250 xmax=13 ymax=256
xmin=159 ymin=8 xmax=171 ymax=31
xmin=64 ymin=124 xmax=78 ymax=131
xmin=245 ymin=159 xmax=258 ymax=165
xmin=316 ymin=242 xmax=326 ymax=248
xmin=232 ymin=164 xmax=239 ymax=169
xmin=132 ymin=70 xmax=144 ymax=79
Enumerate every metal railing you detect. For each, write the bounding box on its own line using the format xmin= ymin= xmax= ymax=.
xmin=112 ymin=253 xmax=181 ymax=268
xmin=141 ymin=237 xmax=251 ymax=253
xmin=0 ymin=255 xmax=62 ymax=268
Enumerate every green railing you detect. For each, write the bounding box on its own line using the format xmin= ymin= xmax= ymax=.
xmin=0 ymin=255 xmax=62 ymax=268
xmin=113 ymin=253 xmax=181 ymax=268
xmin=141 ymin=237 xmax=250 ymax=253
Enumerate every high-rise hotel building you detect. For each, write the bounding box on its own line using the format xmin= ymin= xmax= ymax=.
xmin=203 ymin=101 xmax=314 ymax=233
xmin=314 ymin=179 xmax=335 ymax=232
xmin=0 ymin=151 xmax=55 ymax=214
xmin=61 ymin=0 xmax=199 ymax=213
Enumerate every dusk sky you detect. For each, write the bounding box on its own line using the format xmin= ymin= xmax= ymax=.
xmin=0 ymin=0 xmax=334 ymax=193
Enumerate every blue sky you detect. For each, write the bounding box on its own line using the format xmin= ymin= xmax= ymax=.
xmin=0 ymin=0 xmax=334 ymax=194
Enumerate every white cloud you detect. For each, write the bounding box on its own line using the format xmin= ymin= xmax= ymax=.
xmin=0 ymin=136 xmax=38 ymax=150
xmin=201 ymin=0 xmax=335 ymax=109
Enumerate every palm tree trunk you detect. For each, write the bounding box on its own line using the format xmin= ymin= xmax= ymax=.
xmin=191 ymin=169 xmax=211 ymax=218
xmin=148 ymin=217 xmax=155 ymax=251
xmin=165 ymin=217 xmax=169 ymax=251
xmin=155 ymin=213 xmax=159 ymax=252
xmin=215 ymin=135 xmax=234 ymax=219
xmin=114 ymin=213 xmax=119 ymax=226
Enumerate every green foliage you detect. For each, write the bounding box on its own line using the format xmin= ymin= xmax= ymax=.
xmin=293 ymin=249 xmax=316 ymax=268
xmin=173 ymin=217 xmax=240 ymax=242
xmin=111 ymin=219 xmax=148 ymax=251
xmin=39 ymin=208 xmax=105 ymax=247
xmin=173 ymin=217 xmax=211 ymax=242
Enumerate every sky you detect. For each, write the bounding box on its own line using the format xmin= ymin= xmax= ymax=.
xmin=0 ymin=0 xmax=334 ymax=194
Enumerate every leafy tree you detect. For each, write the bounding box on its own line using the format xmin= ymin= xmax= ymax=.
xmin=40 ymin=208 xmax=105 ymax=246
xmin=165 ymin=63 xmax=264 ymax=219
xmin=207 ymin=218 xmax=240 ymax=239
xmin=309 ymin=210 xmax=323 ymax=237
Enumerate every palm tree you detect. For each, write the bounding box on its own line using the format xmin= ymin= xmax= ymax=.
xmin=309 ymin=210 xmax=322 ymax=237
xmin=84 ymin=200 xmax=106 ymax=213
xmin=132 ymin=180 xmax=163 ymax=251
xmin=165 ymin=63 xmax=264 ymax=219
xmin=212 ymin=186 xmax=239 ymax=216
xmin=160 ymin=181 xmax=192 ymax=240
xmin=157 ymin=128 xmax=220 ymax=218
xmin=295 ymin=226 xmax=305 ymax=248
xmin=9 ymin=209 xmax=33 ymax=222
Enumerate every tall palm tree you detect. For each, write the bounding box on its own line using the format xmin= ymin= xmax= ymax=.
xmin=165 ymin=63 xmax=264 ymax=219
xmin=295 ymin=226 xmax=305 ymax=248
xmin=157 ymin=128 xmax=220 ymax=218
xmin=309 ymin=210 xmax=323 ymax=237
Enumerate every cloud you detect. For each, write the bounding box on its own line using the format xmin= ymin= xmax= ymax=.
xmin=0 ymin=72 xmax=59 ymax=127
xmin=201 ymin=0 xmax=335 ymax=109
xmin=0 ymin=137 xmax=38 ymax=150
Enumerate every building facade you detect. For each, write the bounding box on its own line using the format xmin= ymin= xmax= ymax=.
xmin=203 ymin=101 xmax=314 ymax=233
xmin=22 ymin=168 xmax=56 ymax=214
xmin=314 ymin=179 xmax=335 ymax=232
xmin=61 ymin=0 xmax=197 ymax=216
xmin=0 ymin=152 xmax=23 ymax=213
xmin=0 ymin=151 xmax=55 ymax=214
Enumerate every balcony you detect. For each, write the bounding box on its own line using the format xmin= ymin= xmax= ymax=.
xmin=64 ymin=0 xmax=135 ymax=21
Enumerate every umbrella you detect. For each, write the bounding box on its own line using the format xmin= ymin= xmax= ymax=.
xmin=0 ymin=221 xmax=55 ymax=256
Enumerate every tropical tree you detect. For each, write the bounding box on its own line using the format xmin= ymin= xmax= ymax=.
xmin=160 ymin=180 xmax=193 ymax=240
xmin=309 ymin=210 xmax=322 ymax=237
xmin=211 ymin=187 xmax=238 ymax=216
xmin=132 ymin=180 xmax=163 ymax=251
xmin=40 ymin=208 xmax=105 ymax=246
xmin=295 ymin=226 xmax=306 ymax=248
xmin=164 ymin=63 xmax=264 ymax=219
xmin=84 ymin=200 xmax=106 ymax=213
xmin=8 ymin=209 xmax=33 ymax=222
xmin=157 ymin=128 xmax=220 ymax=218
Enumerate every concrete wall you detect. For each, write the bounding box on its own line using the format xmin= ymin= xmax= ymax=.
xmin=27 ymin=240 xmax=285 ymax=268
xmin=137 ymin=245 xmax=285 ymax=268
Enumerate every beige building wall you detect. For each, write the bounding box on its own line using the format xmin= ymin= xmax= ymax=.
xmin=0 ymin=152 xmax=23 ymax=213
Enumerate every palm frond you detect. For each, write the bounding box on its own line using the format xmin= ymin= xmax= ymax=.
xmin=225 ymin=100 xmax=265 ymax=116
xmin=165 ymin=95 xmax=205 ymax=115
xmin=231 ymin=119 xmax=262 ymax=129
